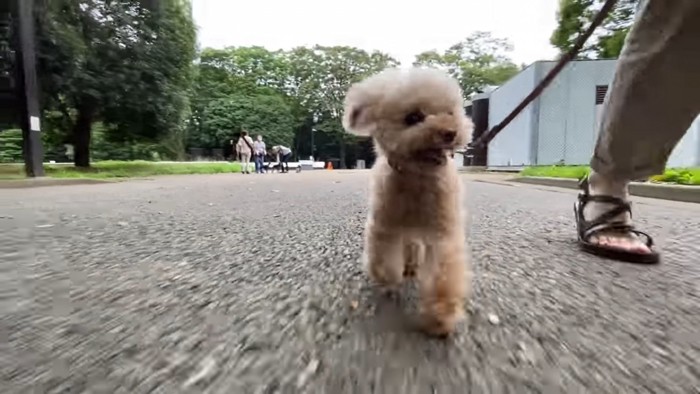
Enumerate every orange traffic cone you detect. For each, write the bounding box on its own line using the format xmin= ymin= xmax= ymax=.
xmin=326 ymin=162 xmax=333 ymax=170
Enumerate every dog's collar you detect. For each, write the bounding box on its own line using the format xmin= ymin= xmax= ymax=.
xmin=387 ymin=150 xmax=449 ymax=173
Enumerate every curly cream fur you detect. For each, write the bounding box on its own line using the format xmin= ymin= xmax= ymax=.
xmin=343 ymin=67 xmax=473 ymax=337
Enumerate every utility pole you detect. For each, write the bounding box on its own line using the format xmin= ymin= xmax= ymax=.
xmin=15 ymin=0 xmax=44 ymax=177
xmin=0 ymin=1 xmax=14 ymax=124
xmin=0 ymin=0 xmax=44 ymax=176
xmin=310 ymin=128 xmax=316 ymax=160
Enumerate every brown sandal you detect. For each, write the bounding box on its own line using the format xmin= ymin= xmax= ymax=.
xmin=574 ymin=177 xmax=660 ymax=264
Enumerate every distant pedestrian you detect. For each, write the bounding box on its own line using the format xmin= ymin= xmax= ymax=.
xmin=271 ymin=145 xmax=292 ymax=173
xmin=253 ymin=135 xmax=266 ymax=174
xmin=236 ymin=131 xmax=255 ymax=174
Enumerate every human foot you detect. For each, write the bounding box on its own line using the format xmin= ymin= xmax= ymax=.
xmin=574 ymin=171 xmax=659 ymax=263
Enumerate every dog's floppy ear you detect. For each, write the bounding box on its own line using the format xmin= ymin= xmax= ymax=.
xmin=342 ymin=85 xmax=375 ymax=136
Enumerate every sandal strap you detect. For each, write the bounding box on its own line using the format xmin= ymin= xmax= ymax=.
xmin=578 ymin=177 xmax=632 ymax=211
xmin=583 ymin=199 xmax=632 ymax=229
xmin=577 ymin=176 xmax=633 ymax=215
xmin=582 ymin=221 xmax=632 ymax=241
xmin=576 ymin=176 xmax=656 ymax=250
xmin=576 ymin=175 xmax=634 ymax=235
xmin=631 ymin=229 xmax=655 ymax=248
xmin=583 ymin=224 xmax=655 ymax=248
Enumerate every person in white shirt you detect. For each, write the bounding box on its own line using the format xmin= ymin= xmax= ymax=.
xmin=271 ymin=145 xmax=292 ymax=173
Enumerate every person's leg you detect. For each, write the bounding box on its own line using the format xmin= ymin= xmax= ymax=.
xmin=242 ymin=153 xmax=250 ymax=174
xmin=258 ymin=155 xmax=264 ymax=173
xmin=581 ymin=0 xmax=700 ymax=258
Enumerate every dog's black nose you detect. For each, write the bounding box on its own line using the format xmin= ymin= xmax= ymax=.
xmin=442 ymin=130 xmax=457 ymax=142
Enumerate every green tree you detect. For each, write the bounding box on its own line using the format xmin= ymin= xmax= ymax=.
xmin=35 ymin=0 xmax=196 ymax=166
xmin=413 ymin=31 xmax=520 ymax=99
xmin=199 ymin=94 xmax=295 ymax=151
xmin=108 ymin=0 xmax=197 ymax=161
xmin=195 ymin=47 xmax=288 ymax=100
xmin=285 ymin=45 xmax=399 ymax=167
xmin=190 ymin=46 xmax=295 ymax=150
xmin=190 ymin=45 xmax=398 ymax=166
xmin=550 ymin=0 xmax=638 ymax=59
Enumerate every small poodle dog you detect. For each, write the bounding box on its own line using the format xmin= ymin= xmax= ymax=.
xmin=342 ymin=67 xmax=473 ymax=337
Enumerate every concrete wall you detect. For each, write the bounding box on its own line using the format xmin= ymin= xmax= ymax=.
xmin=487 ymin=64 xmax=538 ymax=167
xmin=667 ymin=116 xmax=700 ymax=168
xmin=534 ymin=59 xmax=617 ymax=165
xmin=486 ymin=59 xmax=700 ymax=168
xmin=452 ymin=152 xmax=465 ymax=169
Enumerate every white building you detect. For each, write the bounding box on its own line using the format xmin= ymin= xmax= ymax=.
xmin=483 ymin=59 xmax=700 ymax=169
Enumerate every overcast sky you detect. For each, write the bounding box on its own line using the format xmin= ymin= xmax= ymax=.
xmin=192 ymin=0 xmax=560 ymax=67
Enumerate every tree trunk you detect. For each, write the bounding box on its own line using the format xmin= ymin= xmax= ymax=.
xmin=72 ymin=102 xmax=95 ymax=168
xmin=339 ymin=138 xmax=347 ymax=169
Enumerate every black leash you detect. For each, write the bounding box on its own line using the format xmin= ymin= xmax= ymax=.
xmin=468 ymin=0 xmax=619 ymax=149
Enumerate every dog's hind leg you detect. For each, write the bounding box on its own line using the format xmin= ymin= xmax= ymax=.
xmin=403 ymin=241 xmax=425 ymax=279
xmin=363 ymin=223 xmax=405 ymax=291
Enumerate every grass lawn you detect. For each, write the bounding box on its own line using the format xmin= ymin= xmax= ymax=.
xmin=520 ymin=166 xmax=700 ymax=186
xmin=0 ymin=160 xmax=245 ymax=180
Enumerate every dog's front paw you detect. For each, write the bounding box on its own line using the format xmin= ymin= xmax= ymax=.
xmin=421 ymin=315 xmax=462 ymax=338
xmin=365 ymin=252 xmax=404 ymax=289
xmin=368 ymin=263 xmax=403 ymax=290
xmin=420 ymin=301 xmax=465 ymax=338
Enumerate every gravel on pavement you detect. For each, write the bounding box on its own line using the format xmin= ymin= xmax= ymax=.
xmin=1 ymin=171 xmax=699 ymax=393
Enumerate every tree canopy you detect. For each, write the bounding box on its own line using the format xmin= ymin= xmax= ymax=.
xmin=413 ymin=32 xmax=521 ymax=99
xmin=35 ymin=0 xmax=196 ymax=166
xmin=200 ymin=94 xmax=296 ymax=149
xmin=550 ymin=0 xmax=638 ymax=59
xmin=14 ymin=4 xmax=539 ymax=169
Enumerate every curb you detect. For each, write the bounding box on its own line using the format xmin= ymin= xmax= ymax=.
xmin=511 ymin=176 xmax=700 ymax=204
xmin=0 ymin=178 xmax=116 ymax=189
xmin=458 ymin=166 xmax=488 ymax=173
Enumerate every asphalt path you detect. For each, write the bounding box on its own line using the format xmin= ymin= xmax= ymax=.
xmin=1 ymin=171 xmax=698 ymax=393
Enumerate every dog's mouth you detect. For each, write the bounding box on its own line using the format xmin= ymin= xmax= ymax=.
xmin=414 ymin=148 xmax=449 ymax=165
xmin=387 ymin=148 xmax=450 ymax=172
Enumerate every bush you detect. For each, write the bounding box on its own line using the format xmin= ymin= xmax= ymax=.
xmin=90 ymin=122 xmax=166 ymax=161
xmin=520 ymin=165 xmax=590 ymax=179
xmin=521 ymin=165 xmax=700 ymax=185
xmin=2 ymin=121 xmax=178 ymax=164
xmin=0 ymin=129 xmax=23 ymax=163
xmin=91 ymin=140 xmax=165 ymax=161
xmin=650 ymin=169 xmax=699 ymax=185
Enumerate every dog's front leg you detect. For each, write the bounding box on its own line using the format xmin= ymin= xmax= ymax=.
xmin=363 ymin=221 xmax=405 ymax=292
xmin=417 ymin=236 xmax=470 ymax=337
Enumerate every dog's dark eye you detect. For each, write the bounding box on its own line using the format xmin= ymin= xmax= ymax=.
xmin=404 ymin=110 xmax=425 ymax=126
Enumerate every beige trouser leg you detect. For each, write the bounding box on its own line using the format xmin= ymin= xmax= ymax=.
xmin=591 ymin=0 xmax=700 ymax=181
xmin=241 ymin=152 xmax=251 ymax=172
